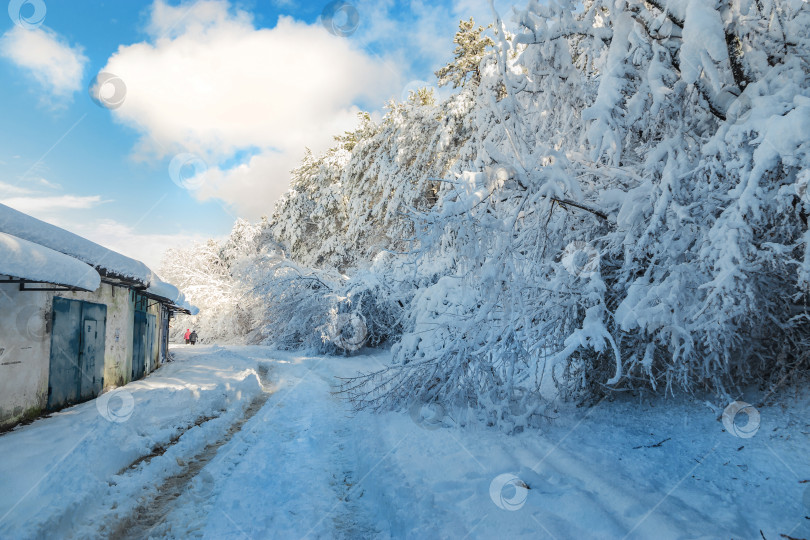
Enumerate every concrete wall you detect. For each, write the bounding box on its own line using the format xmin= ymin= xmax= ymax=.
xmin=0 ymin=285 xmax=51 ymax=429
xmin=0 ymin=280 xmax=169 ymax=431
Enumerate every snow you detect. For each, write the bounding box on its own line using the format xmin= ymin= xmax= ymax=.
xmin=5 ymin=2 xmax=807 ymax=535
xmin=0 ymin=232 xmax=100 ymax=291
xmin=146 ymin=275 xmax=200 ymax=315
xmin=0 ymin=346 xmax=265 ymax=537
xmin=146 ymin=276 xmax=182 ymax=304
xmin=680 ymin=0 xmax=731 ymax=89
xmin=0 ymin=203 xmax=196 ymax=313
xmin=0 ymin=346 xmax=806 ymax=539
xmin=0 ymin=203 xmax=153 ymax=286
xmin=177 ymin=298 xmax=200 ymax=316
xmin=225 ymin=0 xmax=810 ymax=415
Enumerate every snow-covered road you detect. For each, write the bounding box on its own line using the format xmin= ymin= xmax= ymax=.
xmin=0 ymin=345 xmax=806 ymax=539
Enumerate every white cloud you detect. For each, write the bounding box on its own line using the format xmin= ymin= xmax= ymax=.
xmin=0 ymin=177 xmax=62 ymax=193
xmin=0 ymin=26 xmax=88 ymax=100
xmin=33 ymin=177 xmax=61 ymax=190
xmin=0 ymin=177 xmax=109 ymax=225
xmin=0 ymin=180 xmax=36 ymax=197
xmin=0 ymin=175 xmax=101 ymax=212
xmin=192 ymin=149 xmax=303 ymax=219
xmin=100 ymin=0 xmax=402 ymax=219
xmin=0 ymin=183 xmax=208 ymax=269
xmin=54 ymin=218 xmax=213 ymax=271
xmin=0 ymin=194 xmax=104 ymax=213
xmin=353 ymin=1 xmax=454 ymax=74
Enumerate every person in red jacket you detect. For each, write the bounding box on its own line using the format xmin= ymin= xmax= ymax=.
xmin=184 ymin=328 xmax=191 ymax=344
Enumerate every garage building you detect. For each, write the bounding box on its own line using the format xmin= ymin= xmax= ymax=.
xmin=0 ymin=204 xmax=197 ymax=430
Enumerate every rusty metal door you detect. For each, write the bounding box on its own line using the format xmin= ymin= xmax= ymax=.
xmin=132 ymin=308 xmax=157 ymax=379
xmin=48 ymin=297 xmax=107 ymax=410
xmin=159 ymin=308 xmax=169 ymax=364
xmin=79 ymin=301 xmax=106 ymax=399
xmin=146 ymin=312 xmax=157 ymax=372
xmin=48 ymin=297 xmax=82 ymax=409
xmin=132 ymin=310 xmax=146 ymax=380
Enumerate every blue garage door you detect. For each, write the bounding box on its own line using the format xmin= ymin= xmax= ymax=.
xmin=48 ymin=297 xmax=107 ymax=410
xmin=132 ymin=310 xmax=146 ymax=380
xmin=132 ymin=310 xmax=156 ymax=381
xmin=160 ymin=309 xmax=170 ymax=365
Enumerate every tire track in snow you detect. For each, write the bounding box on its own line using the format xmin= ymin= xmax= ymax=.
xmin=156 ymin=356 xmax=386 ymax=539
xmin=327 ymin=425 xmax=382 ymax=539
xmin=105 ymin=363 xmax=274 ymax=540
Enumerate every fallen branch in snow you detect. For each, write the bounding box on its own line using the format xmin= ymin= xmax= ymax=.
xmin=550 ymin=198 xmax=610 ymax=221
xmin=632 ymin=437 xmax=671 ymax=449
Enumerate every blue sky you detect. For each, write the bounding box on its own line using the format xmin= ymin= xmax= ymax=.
xmin=0 ymin=0 xmax=512 ymax=268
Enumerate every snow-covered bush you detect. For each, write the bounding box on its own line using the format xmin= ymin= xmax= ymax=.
xmin=245 ymin=253 xmax=343 ymax=351
xmin=245 ymin=250 xmax=408 ymax=353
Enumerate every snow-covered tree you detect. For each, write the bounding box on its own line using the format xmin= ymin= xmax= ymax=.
xmin=337 ymin=0 xmax=810 ymax=427
xmin=161 ymin=219 xmax=262 ymax=344
xmin=435 ymin=18 xmax=496 ymax=89
xmin=171 ymin=0 xmax=810 ymax=429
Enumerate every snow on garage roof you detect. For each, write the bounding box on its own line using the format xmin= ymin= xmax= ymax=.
xmin=0 ymin=204 xmax=197 ymax=312
xmin=0 ymin=203 xmax=153 ymax=286
xmin=145 ymin=276 xmax=200 ymax=315
xmin=178 ymin=298 xmax=200 ymax=316
xmin=174 ymin=297 xmax=200 ymax=316
xmin=146 ymin=276 xmax=182 ymax=304
xmin=0 ymin=232 xmax=101 ymax=291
